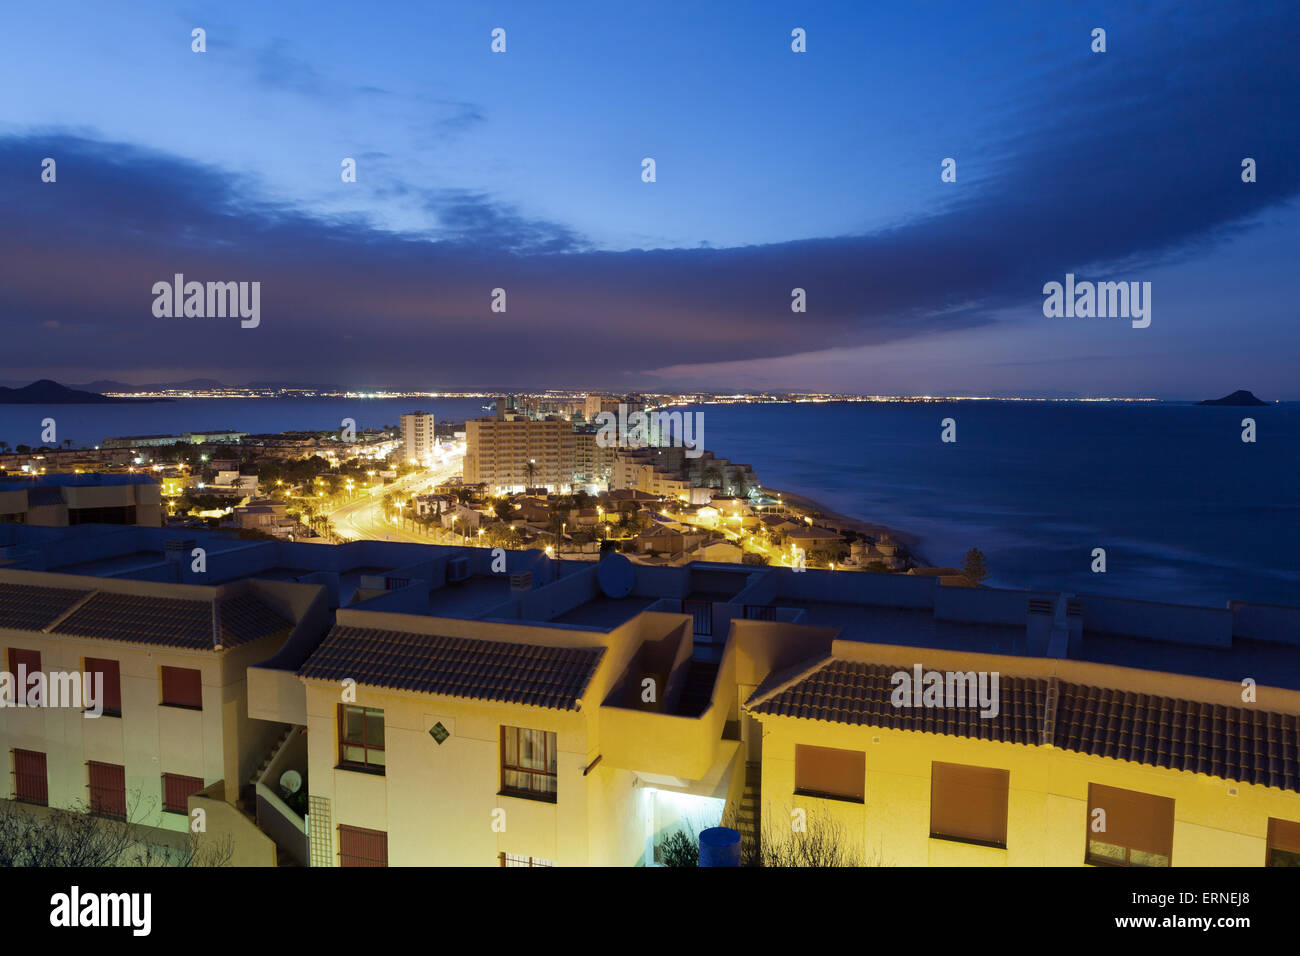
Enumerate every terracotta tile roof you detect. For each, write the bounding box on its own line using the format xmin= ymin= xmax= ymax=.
xmin=747 ymin=659 xmax=1045 ymax=746
xmin=1053 ymin=682 xmax=1300 ymax=793
xmin=48 ymin=590 xmax=290 ymax=650
xmin=747 ymin=658 xmax=1300 ymax=792
xmin=0 ymin=583 xmax=93 ymax=632
xmin=217 ymin=593 xmax=295 ymax=647
xmin=298 ymin=625 xmax=604 ymax=711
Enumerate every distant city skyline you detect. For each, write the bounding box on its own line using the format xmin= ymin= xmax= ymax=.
xmin=1 ymin=1 xmax=1297 ymax=398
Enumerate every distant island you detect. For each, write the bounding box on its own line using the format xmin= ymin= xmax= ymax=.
xmin=0 ymin=380 xmax=169 ymax=405
xmin=1197 ymin=389 xmax=1269 ymax=406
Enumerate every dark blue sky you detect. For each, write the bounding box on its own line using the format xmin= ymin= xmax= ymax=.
xmin=1 ymin=1 xmax=1296 ymax=397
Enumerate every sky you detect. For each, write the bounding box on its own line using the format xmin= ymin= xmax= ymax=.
xmin=0 ymin=0 xmax=1296 ymax=397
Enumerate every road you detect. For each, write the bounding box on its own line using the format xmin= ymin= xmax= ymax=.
xmin=328 ymin=450 xmax=464 ymax=545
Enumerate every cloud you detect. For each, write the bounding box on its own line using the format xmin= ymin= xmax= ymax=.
xmin=0 ymin=3 xmax=1296 ymax=389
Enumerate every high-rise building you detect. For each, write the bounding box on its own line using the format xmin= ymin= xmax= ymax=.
xmin=400 ymin=411 xmax=436 ymax=464
xmin=464 ymin=404 xmax=574 ymax=491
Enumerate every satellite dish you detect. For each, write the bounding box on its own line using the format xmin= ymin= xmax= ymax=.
xmin=597 ymin=552 xmax=635 ymax=598
xmin=279 ymin=770 xmax=302 ymax=794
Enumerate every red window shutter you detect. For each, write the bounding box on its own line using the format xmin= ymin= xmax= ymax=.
xmin=84 ymin=658 xmax=122 ymax=714
xmin=338 ymin=825 xmax=388 ymax=867
xmin=88 ymin=761 xmax=127 ymax=819
xmin=13 ymin=749 xmax=48 ymax=805
xmin=160 ymin=666 xmax=202 ymax=708
xmin=8 ymin=648 xmax=41 ymax=706
xmin=162 ymin=773 xmax=205 ymax=813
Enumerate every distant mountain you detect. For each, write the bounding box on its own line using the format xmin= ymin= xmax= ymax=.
xmin=74 ymin=378 xmax=226 ymax=393
xmin=1197 ymin=389 xmax=1269 ymax=406
xmin=0 ymin=379 xmax=169 ymax=405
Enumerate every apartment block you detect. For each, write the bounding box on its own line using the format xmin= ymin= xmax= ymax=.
xmin=400 ymin=411 xmax=436 ymax=464
xmin=464 ymin=414 xmax=575 ymax=492
xmin=1 ymin=520 xmax=1297 ymax=867
xmin=0 ymin=566 xmax=327 ymax=863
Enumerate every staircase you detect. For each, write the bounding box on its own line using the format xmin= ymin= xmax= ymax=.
xmin=734 ymin=762 xmax=762 ymax=863
xmin=675 ymin=659 xmax=720 ymax=717
xmin=240 ymin=726 xmax=294 ymax=815
xmin=241 ymin=725 xmax=312 ymax=867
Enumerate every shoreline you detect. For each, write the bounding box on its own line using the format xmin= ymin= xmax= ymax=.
xmin=762 ymin=486 xmax=935 ymax=568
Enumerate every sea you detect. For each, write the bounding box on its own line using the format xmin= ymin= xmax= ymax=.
xmin=2 ymin=398 xmax=1296 ymax=608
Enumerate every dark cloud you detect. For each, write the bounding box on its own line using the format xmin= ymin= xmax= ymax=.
xmin=0 ymin=4 xmax=1296 ymax=389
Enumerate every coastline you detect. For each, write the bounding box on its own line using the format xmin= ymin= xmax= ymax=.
xmin=763 ymin=485 xmax=934 ymax=568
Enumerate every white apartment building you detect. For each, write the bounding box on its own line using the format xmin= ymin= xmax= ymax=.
xmin=400 ymin=412 xmax=436 ymax=464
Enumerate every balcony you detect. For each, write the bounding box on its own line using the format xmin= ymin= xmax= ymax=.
xmin=599 ymin=622 xmax=739 ymax=783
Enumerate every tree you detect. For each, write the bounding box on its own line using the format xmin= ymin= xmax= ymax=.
xmin=0 ymin=792 xmax=233 ymax=867
xmin=962 ymin=547 xmax=989 ymax=586
xmin=523 ymin=460 xmax=537 ymax=488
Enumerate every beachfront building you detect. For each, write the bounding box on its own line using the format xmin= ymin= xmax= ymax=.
xmin=611 ymin=447 xmax=760 ymax=500
xmin=0 ymin=474 xmax=162 ymax=527
xmin=400 ymin=411 xmax=436 ymax=465
xmin=0 ymin=520 xmax=1297 ymax=867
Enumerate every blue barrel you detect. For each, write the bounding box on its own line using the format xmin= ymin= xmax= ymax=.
xmin=699 ymin=826 xmax=742 ymax=867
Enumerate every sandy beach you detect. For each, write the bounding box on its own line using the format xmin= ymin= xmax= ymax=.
xmin=763 ymin=486 xmax=934 ymax=568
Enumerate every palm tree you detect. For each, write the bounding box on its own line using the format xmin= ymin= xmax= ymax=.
xmin=523 ymin=459 xmax=537 ymax=489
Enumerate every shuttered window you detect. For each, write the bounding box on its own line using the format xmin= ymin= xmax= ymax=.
xmin=13 ymin=749 xmax=48 ymax=805
xmin=84 ymin=657 xmax=122 ymax=716
xmin=338 ymin=825 xmax=388 ymax=867
xmin=1266 ymin=817 xmax=1300 ymax=867
xmin=160 ymin=666 xmax=202 ymax=709
xmin=930 ymin=762 xmax=1010 ymax=847
xmin=8 ymin=648 xmax=41 ymax=706
xmin=162 ymin=773 xmax=205 ymax=814
xmin=88 ymin=761 xmax=127 ymax=819
xmin=1086 ymin=783 xmax=1174 ymax=867
xmin=794 ymin=744 xmax=865 ymax=803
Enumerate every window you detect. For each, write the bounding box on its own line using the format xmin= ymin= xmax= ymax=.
xmin=162 ymin=773 xmax=205 ymax=814
xmin=794 ymin=744 xmax=864 ymax=803
xmin=160 ymin=666 xmax=202 ymax=709
xmin=930 ymin=762 xmax=1010 ymax=848
xmin=13 ymin=749 xmax=47 ymax=805
xmin=338 ymin=825 xmax=388 ymax=866
xmin=500 ymin=853 xmax=556 ymax=867
xmin=68 ymin=505 xmax=136 ymax=525
xmin=500 ymin=727 xmax=557 ymax=801
xmin=1267 ymin=818 xmax=1300 ymax=867
xmin=1086 ymin=783 xmax=1173 ymax=867
xmin=88 ymin=761 xmax=127 ymax=819
xmin=338 ymin=705 xmax=385 ymax=772
xmin=7 ymin=648 xmax=41 ymax=706
xmin=84 ymin=657 xmax=121 ymax=717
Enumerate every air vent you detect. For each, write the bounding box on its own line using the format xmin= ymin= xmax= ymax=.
xmin=447 ymin=556 xmax=470 ymax=583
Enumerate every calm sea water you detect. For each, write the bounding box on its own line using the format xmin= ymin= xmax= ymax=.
xmin=2 ymin=398 xmax=1296 ymax=607
xmin=679 ymin=400 xmax=1299 ymax=608
xmin=0 ymin=398 xmax=490 ymax=449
